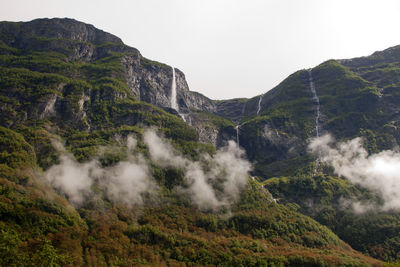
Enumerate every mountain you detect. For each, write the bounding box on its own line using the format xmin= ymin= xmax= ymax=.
xmin=0 ymin=17 xmax=396 ymax=266
xmin=237 ymin=50 xmax=400 ymax=260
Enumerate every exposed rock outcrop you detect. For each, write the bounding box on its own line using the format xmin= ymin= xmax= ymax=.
xmin=0 ymin=18 xmax=123 ymax=46
xmin=214 ymin=98 xmax=248 ymax=124
xmin=0 ymin=18 xmax=228 ymax=145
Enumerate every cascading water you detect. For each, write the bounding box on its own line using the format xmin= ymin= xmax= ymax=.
xmin=257 ymin=94 xmax=264 ymax=115
xmin=235 ymin=125 xmax=240 ymax=146
xmin=308 ymin=69 xmax=321 ymax=173
xmin=170 ymin=67 xmax=179 ymax=111
xmin=170 ymin=67 xmax=186 ymax=122
xmin=308 ymin=69 xmax=321 ymax=138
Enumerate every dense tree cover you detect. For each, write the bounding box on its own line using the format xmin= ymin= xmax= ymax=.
xmin=0 ymin=163 xmax=383 ymax=266
xmin=0 ymin=120 xmax=382 ymax=266
xmin=264 ymin=171 xmax=400 ymax=262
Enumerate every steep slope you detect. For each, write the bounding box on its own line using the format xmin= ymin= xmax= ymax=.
xmin=234 ymin=46 xmax=400 ymax=261
xmin=0 ymin=18 xmax=233 ymax=145
xmin=0 ymin=18 xmax=382 ymax=266
xmin=240 ymin=49 xmax=400 ymax=178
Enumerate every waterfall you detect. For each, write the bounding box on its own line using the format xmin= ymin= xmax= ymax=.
xmin=235 ymin=125 xmax=240 ymax=146
xmin=170 ymin=67 xmax=178 ymax=111
xmin=309 ymin=69 xmax=321 ymax=174
xmin=257 ymin=94 xmax=264 ymax=115
xmin=170 ymin=67 xmax=187 ymax=122
xmin=180 ymin=113 xmax=187 ymax=122
xmin=308 ymin=70 xmax=321 ymax=138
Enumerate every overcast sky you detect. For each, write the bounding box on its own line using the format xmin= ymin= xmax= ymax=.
xmin=2 ymin=0 xmax=400 ymax=99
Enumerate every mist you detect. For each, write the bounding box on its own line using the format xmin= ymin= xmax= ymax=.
xmin=45 ymin=154 xmax=97 ymax=206
xmin=45 ymin=137 xmax=157 ymax=207
xmin=45 ymin=129 xmax=252 ymax=210
xmin=309 ymin=134 xmax=400 ymax=211
xmin=183 ymin=141 xmax=251 ymax=210
xmin=143 ymin=129 xmax=252 ymax=210
xmin=102 ymin=157 xmax=155 ymax=206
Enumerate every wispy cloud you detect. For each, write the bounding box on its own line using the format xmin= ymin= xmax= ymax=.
xmin=310 ymin=134 xmax=400 ymax=211
xmin=143 ymin=129 xmax=252 ymax=210
xmin=45 ymin=129 xmax=252 ymax=211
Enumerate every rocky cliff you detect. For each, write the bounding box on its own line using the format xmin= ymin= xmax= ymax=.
xmin=0 ymin=18 xmax=224 ymax=143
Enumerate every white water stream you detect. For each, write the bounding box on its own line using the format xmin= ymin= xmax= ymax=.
xmin=308 ymin=69 xmax=321 ymax=173
xmin=171 ymin=67 xmax=186 ymax=122
xmin=308 ymin=70 xmax=321 ymax=138
xmin=170 ymin=67 xmax=178 ymax=111
xmin=257 ymin=94 xmax=264 ymax=115
xmin=235 ymin=125 xmax=240 ymax=146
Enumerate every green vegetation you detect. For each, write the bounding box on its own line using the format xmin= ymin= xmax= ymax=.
xmin=3 ymin=18 xmax=400 ymax=266
xmin=264 ymin=171 xmax=400 ymax=262
xmin=0 ymin=176 xmax=86 ymax=266
xmin=140 ymin=56 xmax=170 ymax=69
xmin=237 ymin=52 xmax=400 ymax=262
xmin=191 ymin=110 xmax=235 ymax=129
xmin=0 ymin=123 xmax=381 ymax=266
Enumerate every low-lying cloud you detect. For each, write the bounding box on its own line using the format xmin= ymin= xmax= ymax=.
xmin=45 ymin=129 xmax=251 ymax=210
xmin=309 ymin=134 xmax=400 ymax=211
xmin=46 ymin=154 xmax=97 ymax=205
xmin=143 ymin=129 xmax=252 ymax=210
xmin=45 ymin=138 xmax=157 ymax=207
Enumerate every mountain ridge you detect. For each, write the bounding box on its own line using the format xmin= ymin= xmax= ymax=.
xmin=1 ymin=17 xmax=400 ymax=265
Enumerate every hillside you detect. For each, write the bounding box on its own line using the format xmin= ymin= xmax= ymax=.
xmin=237 ymin=49 xmax=400 ymax=261
xmin=0 ymin=17 xmax=396 ymax=266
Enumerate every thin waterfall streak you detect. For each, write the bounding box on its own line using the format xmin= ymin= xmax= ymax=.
xmin=308 ymin=70 xmax=321 ymax=138
xmin=171 ymin=67 xmax=178 ymax=111
xmin=257 ymin=94 xmax=264 ymax=115
xmin=180 ymin=113 xmax=186 ymax=122
xmin=309 ymin=69 xmax=322 ymax=174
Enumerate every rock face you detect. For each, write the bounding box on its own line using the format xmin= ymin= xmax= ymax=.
xmin=183 ymin=111 xmax=236 ymax=146
xmin=121 ymin=54 xmax=178 ymax=108
xmin=214 ymin=95 xmax=270 ymax=124
xmin=4 ymin=18 xmax=400 ymax=164
xmin=0 ymin=18 xmax=228 ymax=144
xmin=214 ymin=98 xmax=248 ymax=124
xmin=121 ymin=54 xmax=216 ymax=114
xmin=12 ymin=18 xmax=123 ymax=45
xmin=0 ymin=18 xmax=134 ymax=62
xmin=7 ymin=18 xmax=400 ymax=172
xmin=0 ymin=18 xmax=220 ymax=132
xmin=0 ymin=18 xmax=123 ymax=50
xmin=181 ymin=91 xmax=216 ymax=113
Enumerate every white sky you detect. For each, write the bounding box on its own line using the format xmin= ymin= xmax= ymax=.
xmin=2 ymin=0 xmax=400 ymax=99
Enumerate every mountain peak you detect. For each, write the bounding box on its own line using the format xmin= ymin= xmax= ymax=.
xmin=0 ymin=17 xmax=123 ymax=46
